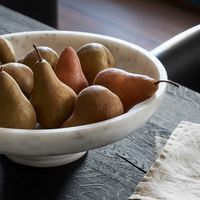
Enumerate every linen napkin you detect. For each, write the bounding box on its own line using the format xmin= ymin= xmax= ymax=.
xmin=129 ymin=121 xmax=200 ymax=200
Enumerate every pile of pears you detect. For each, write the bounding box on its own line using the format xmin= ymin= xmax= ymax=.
xmin=0 ymin=37 xmax=173 ymax=130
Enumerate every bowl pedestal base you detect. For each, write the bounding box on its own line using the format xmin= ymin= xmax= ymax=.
xmin=6 ymin=151 xmax=87 ymax=167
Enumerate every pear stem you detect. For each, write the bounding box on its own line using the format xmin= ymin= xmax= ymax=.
xmin=155 ymin=80 xmax=179 ymax=88
xmin=33 ymin=44 xmax=42 ymax=62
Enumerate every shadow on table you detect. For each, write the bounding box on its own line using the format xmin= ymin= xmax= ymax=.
xmin=0 ymin=154 xmax=87 ymax=200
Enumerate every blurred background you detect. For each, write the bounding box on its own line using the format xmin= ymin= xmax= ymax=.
xmin=1 ymin=0 xmax=199 ymax=50
xmin=58 ymin=0 xmax=200 ymax=50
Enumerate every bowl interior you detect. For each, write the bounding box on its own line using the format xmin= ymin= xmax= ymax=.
xmin=0 ymin=31 xmax=167 ymax=156
xmin=5 ymin=31 xmax=162 ymax=80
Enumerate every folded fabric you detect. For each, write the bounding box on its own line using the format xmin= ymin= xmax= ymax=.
xmin=129 ymin=121 xmax=200 ymax=200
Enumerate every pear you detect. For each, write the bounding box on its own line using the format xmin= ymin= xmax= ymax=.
xmin=0 ymin=67 xmax=36 ymax=129
xmin=1 ymin=62 xmax=34 ymax=98
xmin=77 ymin=43 xmax=115 ymax=84
xmin=61 ymin=85 xmax=124 ymax=128
xmin=0 ymin=37 xmax=16 ymax=64
xmin=55 ymin=47 xmax=88 ymax=94
xmin=30 ymin=45 xmax=77 ymax=128
xmin=94 ymin=68 xmax=178 ymax=112
xmin=19 ymin=46 xmax=58 ymax=70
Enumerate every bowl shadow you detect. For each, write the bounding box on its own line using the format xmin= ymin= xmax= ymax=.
xmin=0 ymin=153 xmax=87 ymax=200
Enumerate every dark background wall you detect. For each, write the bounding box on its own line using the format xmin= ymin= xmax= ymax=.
xmin=0 ymin=0 xmax=57 ymax=28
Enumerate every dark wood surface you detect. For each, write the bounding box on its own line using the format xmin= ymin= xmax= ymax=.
xmin=0 ymin=6 xmax=52 ymax=34
xmin=1 ymin=5 xmax=200 ymax=200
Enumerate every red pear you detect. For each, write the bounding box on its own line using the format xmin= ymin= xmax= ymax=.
xmin=55 ymin=47 xmax=88 ymax=94
xmin=94 ymin=68 xmax=159 ymax=112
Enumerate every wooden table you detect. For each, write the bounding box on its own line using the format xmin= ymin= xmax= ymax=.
xmin=1 ymin=5 xmax=200 ymax=200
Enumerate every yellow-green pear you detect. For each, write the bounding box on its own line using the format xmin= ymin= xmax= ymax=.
xmin=61 ymin=85 xmax=124 ymax=128
xmin=1 ymin=62 xmax=34 ymax=98
xmin=19 ymin=46 xmax=58 ymax=70
xmin=77 ymin=43 xmax=115 ymax=84
xmin=0 ymin=67 xmax=36 ymax=129
xmin=30 ymin=45 xmax=77 ymax=128
xmin=0 ymin=37 xmax=16 ymax=64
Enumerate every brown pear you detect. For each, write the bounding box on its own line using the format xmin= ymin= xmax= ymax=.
xmin=77 ymin=43 xmax=114 ymax=84
xmin=55 ymin=47 xmax=88 ymax=94
xmin=94 ymin=68 xmax=161 ymax=112
xmin=19 ymin=46 xmax=58 ymax=70
xmin=1 ymin=62 xmax=34 ymax=98
xmin=30 ymin=45 xmax=77 ymax=128
xmin=0 ymin=67 xmax=36 ymax=129
xmin=61 ymin=85 xmax=124 ymax=128
xmin=0 ymin=37 xmax=16 ymax=64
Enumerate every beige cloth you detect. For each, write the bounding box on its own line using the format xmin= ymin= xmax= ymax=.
xmin=129 ymin=121 xmax=200 ymax=200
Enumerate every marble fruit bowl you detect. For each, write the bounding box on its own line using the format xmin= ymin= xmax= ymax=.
xmin=0 ymin=31 xmax=167 ymax=167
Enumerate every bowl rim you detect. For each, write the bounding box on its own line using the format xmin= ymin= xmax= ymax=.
xmin=0 ymin=30 xmax=167 ymax=136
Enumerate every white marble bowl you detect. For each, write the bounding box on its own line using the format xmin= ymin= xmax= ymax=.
xmin=0 ymin=31 xmax=167 ymax=167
